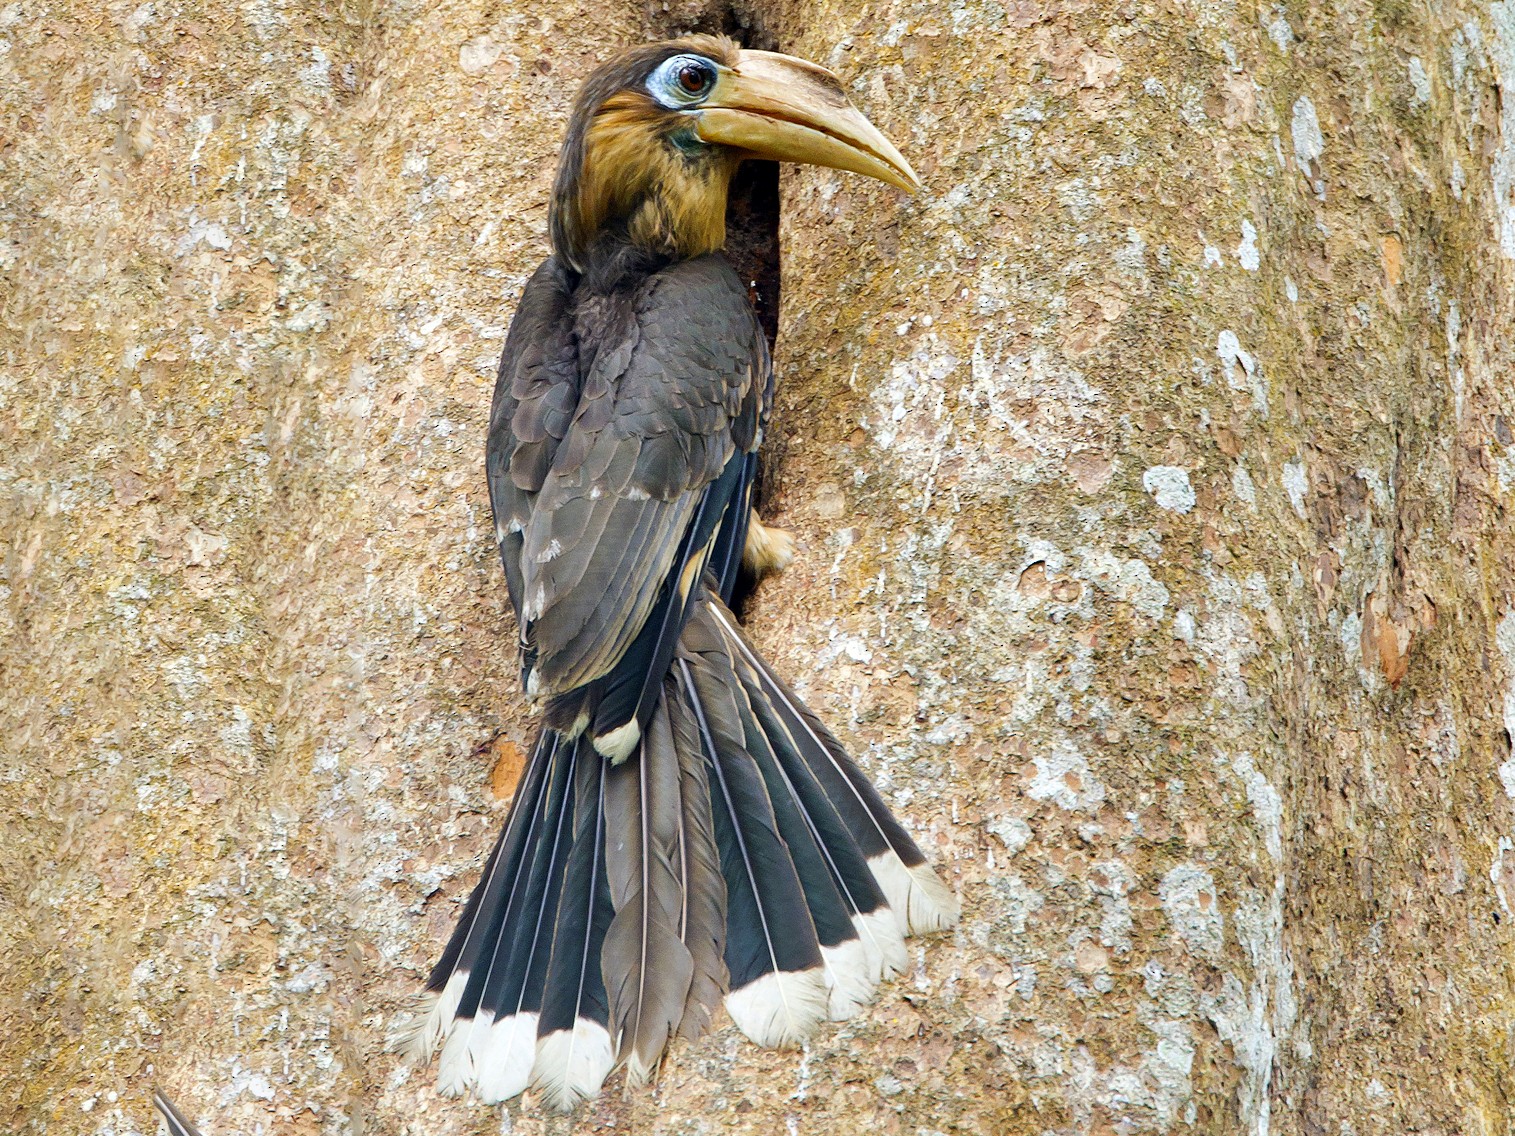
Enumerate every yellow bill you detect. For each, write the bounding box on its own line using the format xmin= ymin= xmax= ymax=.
xmin=693 ymin=50 xmax=921 ymax=193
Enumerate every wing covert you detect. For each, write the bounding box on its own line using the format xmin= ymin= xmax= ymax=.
xmin=520 ymin=255 xmax=765 ymax=698
xmin=486 ymin=257 xmax=582 ymax=626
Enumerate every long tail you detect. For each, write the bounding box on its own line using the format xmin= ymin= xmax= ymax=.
xmin=704 ymin=599 xmax=960 ymax=937
xmin=402 ymin=589 xmax=956 ymax=1109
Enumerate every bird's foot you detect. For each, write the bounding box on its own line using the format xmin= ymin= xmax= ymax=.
xmin=743 ymin=512 xmax=796 ymax=577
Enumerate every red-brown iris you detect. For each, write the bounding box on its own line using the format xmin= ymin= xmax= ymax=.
xmin=678 ymin=63 xmax=710 ymax=95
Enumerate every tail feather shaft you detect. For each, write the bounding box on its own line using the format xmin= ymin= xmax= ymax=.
xmin=151 ymin=1091 xmax=203 ymax=1136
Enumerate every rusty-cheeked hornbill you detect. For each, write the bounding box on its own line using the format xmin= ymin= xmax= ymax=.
xmin=400 ymin=35 xmax=958 ymax=1110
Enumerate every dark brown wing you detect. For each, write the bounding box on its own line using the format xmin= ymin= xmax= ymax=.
xmin=487 ymin=256 xmax=582 ymax=632
xmin=488 ymin=254 xmax=764 ymax=701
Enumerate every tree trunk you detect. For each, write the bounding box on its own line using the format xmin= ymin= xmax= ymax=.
xmin=4 ymin=1 xmax=1514 ymax=1133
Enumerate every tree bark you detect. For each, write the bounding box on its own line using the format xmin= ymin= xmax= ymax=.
xmin=4 ymin=1 xmax=1514 ymax=1134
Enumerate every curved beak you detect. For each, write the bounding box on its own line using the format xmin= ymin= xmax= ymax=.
xmin=693 ymin=49 xmax=921 ymax=193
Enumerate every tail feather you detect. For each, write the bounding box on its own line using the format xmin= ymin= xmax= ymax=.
xmin=708 ymin=602 xmax=960 ymax=935
xmin=719 ymin=645 xmax=875 ymax=1020
xmin=601 ymin=696 xmax=696 ymax=1085
xmin=531 ymin=746 xmax=615 ymax=1111
xmin=438 ymin=736 xmax=576 ymax=1100
xmin=677 ymin=655 xmax=829 ymax=1047
xmin=719 ymin=622 xmax=908 ymax=982
xmin=665 ymin=690 xmax=729 ymax=1041
xmin=397 ymin=731 xmax=556 ymax=1065
xmin=866 ymin=848 xmax=961 ymax=940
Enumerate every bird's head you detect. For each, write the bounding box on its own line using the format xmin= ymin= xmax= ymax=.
xmin=550 ymin=35 xmax=919 ymax=274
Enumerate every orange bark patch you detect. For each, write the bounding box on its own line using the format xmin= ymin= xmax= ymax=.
xmin=1362 ymin=592 xmax=1411 ymax=687
xmin=1381 ymin=233 xmax=1403 ymax=287
xmin=488 ymin=737 xmax=526 ymax=801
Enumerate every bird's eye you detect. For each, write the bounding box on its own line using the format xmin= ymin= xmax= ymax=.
xmin=648 ymin=54 xmax=718 ymax=107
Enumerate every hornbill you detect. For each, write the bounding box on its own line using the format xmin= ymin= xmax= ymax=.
xmin=400 ymin=35 xmax=958 ymax=1110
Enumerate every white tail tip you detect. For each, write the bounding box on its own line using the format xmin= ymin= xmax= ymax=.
xmin=869 ymin=851 xmax=960 ymax=936
xmin=852 ymin=907 xmax=910 ymax=981
xmin=437 ymin=1007 xmax=491 ymax=1097
xmin=391 ymin=970 xmax=468 ymax=1065
xmin=820 ymin=937 xmax=878 ymax=1021
xmin=725 ymin=967 xmax=829 ymax=1047
xmin=531 ymin=1020 xmax=614 ymax=1112
xmin=474 ymin=1011 xmax=541 ymax=1104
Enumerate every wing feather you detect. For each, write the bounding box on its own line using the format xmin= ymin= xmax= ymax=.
xmin=516 ymin=256 xmax=765 ymax=698
xmin=486 ymin=257 xmax=582 ymax=622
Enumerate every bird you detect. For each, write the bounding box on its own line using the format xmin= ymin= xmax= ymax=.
xmin=398 ymin=34 xmax=959 ymax=1111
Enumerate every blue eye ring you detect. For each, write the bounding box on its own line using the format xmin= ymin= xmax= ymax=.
xmin=647 ymin=54 xmax=718 ymax=108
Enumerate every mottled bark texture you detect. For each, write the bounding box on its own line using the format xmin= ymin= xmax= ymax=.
xmin=4 ymin=0 xmax=1515 ymax=1133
